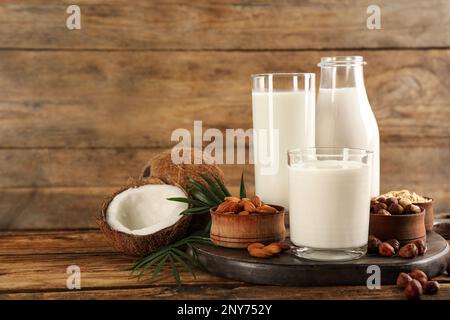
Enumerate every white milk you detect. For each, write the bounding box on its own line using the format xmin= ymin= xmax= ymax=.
xmin=252 ymin=91 xmax=315 ymax=209
xmin=316 ymin=87 xmax=379 ymax=197
xmin=288 ymin=160 xmax=371 ymax=249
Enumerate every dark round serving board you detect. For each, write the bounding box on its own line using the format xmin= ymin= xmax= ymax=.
xmin=191 ymin=231 xmax=449 ymax=286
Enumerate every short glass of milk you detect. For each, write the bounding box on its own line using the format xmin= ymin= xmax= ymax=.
xmin=287 ymin=147 xmax=373 ymax=261
xmin=251 ymin=73 xmax=315 ymax=210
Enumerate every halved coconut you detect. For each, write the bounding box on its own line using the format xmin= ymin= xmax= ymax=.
xmin=97 ymin=178 xmax=191 ymax=256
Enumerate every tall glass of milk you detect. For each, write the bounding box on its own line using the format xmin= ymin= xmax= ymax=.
xmin=316 ymin=56 xmax=379 ymax=197
xmin=251 ymin=73 xmax=315 ymax=210
xmin=288 ymin=147 xmax=373 ymax=261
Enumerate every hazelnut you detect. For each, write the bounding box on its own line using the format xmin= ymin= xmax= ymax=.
xmin=388 ymin=203 xmax=404 ymax=215
xmin=378 ymin=242 xmax=395 ymax=257
xmin=423 ymin=281 xmax=440 ymax=295
xmin=374 ymin=202 xmax=388 ymax=212
xmin=386 ymin=239 xmax=400 ymax=253
xmin=399 ymin=197 xmax=412 ymax=208
xmin=370 ymin=199 xmax=378 ymax=210
xmin=377 ymin=196 xmax=387 ymax=203
xmin=413 ymin=239 xmax=427 ymax=255
xmin=399 ymin=243 xmax=418 ymax=259
xmin=417 ymin=276 xmax=428 ymax=287
xmin=396 ymin=272 xmax=413 ymax=288
xmin=385 ymin=197 xmax=399 ymax=207
xmin=367 ymin=235 xmax=382 ymax=253
xmin=405 ymin=204 xmax=421 ymax=215
xmin=404 ymin=279 xmax=423 ymax=299
xmin=409 ymin=269 xmax=428 ymax=281
xmin=377 ymin=209 xmax=391 ymax=216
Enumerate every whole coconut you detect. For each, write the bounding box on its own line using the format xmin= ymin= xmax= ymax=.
xmin=141 ymin=147 xmax=225 ymax=188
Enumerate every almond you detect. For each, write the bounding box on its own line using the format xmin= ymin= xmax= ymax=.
xmin=250 ymin=195 xmax=262 ymax=207
xmin=238 ymin=210 xmax=250 ymax=216
xmin=240 ymin=199 xmax=257 ymax=213
xmin=216 ymin=201 xmax=242 ymax=213
xmin=224 ymin=196 xmax=240 ymax=203
xmin=215 ymin=201 xmax=235 ymax=213
xmin=231 ymin=202 xmax=243 ymax=213
xmin=247 ymin=242 xmax=289 ymax=259
xmin=256 ymin=204 xmax=277 ymax=214
xmin=248 ymin=247 xmax=273 ymax=258
xmin=264 ymin=243 xmax=282 ymax=254
xmin=247 ymin=243 xmax=265 ymax=251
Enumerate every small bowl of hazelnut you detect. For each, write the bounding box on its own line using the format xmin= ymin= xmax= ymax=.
xmin=377 ymin=189 xmax=434 ymax=231
xmin=376 ymin=190 xmax=434 ymax=231
xmin=369 ymin=194 xmax=426 ymax=244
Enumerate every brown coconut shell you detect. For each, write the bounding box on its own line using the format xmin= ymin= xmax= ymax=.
xmin=141 ymin=148 xmax=225 ymax=232
xmin=97 ymin=177 xmax=191 ymax=256
xmin=140 ymin=147 xmax=225 ymax=189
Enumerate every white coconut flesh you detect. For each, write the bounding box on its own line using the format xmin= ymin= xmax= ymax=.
xmin=106 ymin=184 xmax=188 ymax=236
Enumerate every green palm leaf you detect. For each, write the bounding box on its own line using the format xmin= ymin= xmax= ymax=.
xmin=168 ymin=254 xmax=181 ymax=285
xmin=203 ymin=220 xmax=212 ymax=235
xmin=170 ymin=250 xmax=196 ymax=279
xmin=189 ymin=188 xmax=217 ymax=206
xmin=135 ymin=254 xmax=166 ymax=281
xmin=199 ymin=173 xmax=226 ymax=200
xmin=213 ymin=175 xmax=232 ymax=197
xmin=239 ymin=171 xmax=247 ymax=199
xmin=150 ymin=255 xmax=169 ymax=282
xmin=131 ymin=235 xmax=212 ymax=285
xmin=129 ymin=247 xmax=170 ymax=272
xmin=186 ymin=177 xmax=222 ymax=204
xmin=179 ymin=206 xmax=210 ymax=215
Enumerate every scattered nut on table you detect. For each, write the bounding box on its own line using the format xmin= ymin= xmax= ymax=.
xmin=247 ymin=242 xmax=289 ymax=258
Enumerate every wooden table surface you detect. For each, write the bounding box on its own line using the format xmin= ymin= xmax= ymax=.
xmin=0 ymin=229 xmax=448 ymax=300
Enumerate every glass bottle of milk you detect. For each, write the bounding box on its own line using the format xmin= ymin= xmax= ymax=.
xmin=316 ymin=56 xmax=380 ymax=197
xmin=251 ymin=73 xmax=315 ymax=209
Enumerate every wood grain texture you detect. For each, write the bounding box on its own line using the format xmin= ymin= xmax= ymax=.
xmin=0 ymin=253 xmax=244 ymax=292
xmin=0 ymin=0 xmax=449 ymax=50
xmin=0 ymin=230 xmax=448 ymax=300
xmin=0 ymin=50 xmax=449 ymax=148
xmin=1 ymin=284 xmax=450 ymax=300
xmin=0 ymin=148 xmax=253 ymax=188
xmin=0 ymin=229 xmax=114 ymax=255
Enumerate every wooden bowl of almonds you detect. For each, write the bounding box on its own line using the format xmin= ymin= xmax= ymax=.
xmin=210 ymin=196 xmax=286 ymax=248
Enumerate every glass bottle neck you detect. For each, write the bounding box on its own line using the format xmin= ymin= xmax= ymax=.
xmin=319 ymin=65 xmax=365 ymax=89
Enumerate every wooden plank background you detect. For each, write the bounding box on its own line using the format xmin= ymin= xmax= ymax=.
xmin=0 ymin=0 xmax=449 ymax=229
